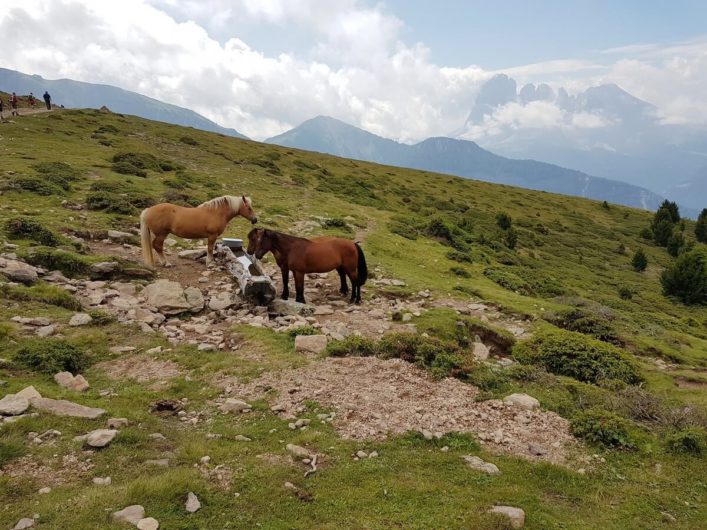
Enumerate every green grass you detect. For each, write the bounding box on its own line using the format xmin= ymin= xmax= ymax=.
xmin=0 ymin=105 xmax=705 ymax=529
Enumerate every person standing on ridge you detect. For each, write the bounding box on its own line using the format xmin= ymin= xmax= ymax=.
xmin=43 ymin=91 xmax=51 ymax=110
xmin=28 ymin=92 xmax=36 ymax=108
xmin=10 ymin=92 xmax=19 ymax=116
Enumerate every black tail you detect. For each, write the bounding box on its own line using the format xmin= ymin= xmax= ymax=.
xmin=355 ymin=242 xmax=368 ymax=286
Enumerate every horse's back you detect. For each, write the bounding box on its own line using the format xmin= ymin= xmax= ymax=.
xmin=299 ymin=236 xmax=357 ymax=272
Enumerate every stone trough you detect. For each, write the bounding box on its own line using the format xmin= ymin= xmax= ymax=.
xmin=215 ymin=239 xmax=276 ymax=306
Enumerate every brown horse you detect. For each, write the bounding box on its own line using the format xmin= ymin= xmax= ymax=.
xmin=247 ymin=228 xmax=367 ymax=304
xmin=140 ymin=195 xmax=257 ymax=267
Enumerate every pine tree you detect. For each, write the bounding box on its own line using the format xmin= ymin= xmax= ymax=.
xmin=661 ymin=247 xmax=707 ymax=304
xmin=631 ymin=248 xmax=648 ymax=272
xmin=667 ymin=232 xmax=685 ymax=257
xmin=696 ymin=208 xmax=707 ymax=243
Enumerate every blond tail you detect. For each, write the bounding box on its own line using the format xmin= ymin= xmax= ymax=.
xmin=140 ymin=209 xmax=155 ymax=267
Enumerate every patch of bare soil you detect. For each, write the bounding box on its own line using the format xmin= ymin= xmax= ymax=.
xmin=674 ymin=376 xmax=707 ymax=389
xmin=97 ymin=355 xmax=183 ymax=383
xmin=1 ymin=453 xmax=94 ymax=486
xmin=229 ymin=357 xmax=576 ymax=464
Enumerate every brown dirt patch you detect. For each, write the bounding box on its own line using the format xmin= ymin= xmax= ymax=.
xmin=97 ymin=355 xmax=183 ymax=383
xmin=1 ymin=453 xmax=94 ymax=486
xmin=674 ymin=376 xmax=707 ymax=389
xmin=228 ymin=357 xmax=577 ymax=464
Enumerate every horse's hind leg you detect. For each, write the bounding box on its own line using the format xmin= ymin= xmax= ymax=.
xmin=345 ymin=269 xmax=359 ymax=304
xmin=205 ymin=235 xmax=217 ymax=267
xmin=336 ymin=267 xmax=349 ymax=295
xmin=152 ymin=233 xmax=171 ymax=267
xmin=294 ymin=271 xmax=306 ymax=304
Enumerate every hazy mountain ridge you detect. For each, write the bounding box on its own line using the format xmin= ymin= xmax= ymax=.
xmin=0 ymin=68 xmax=247 ymax=139
xmin=267 ymin=116 xmax=668 ymax=212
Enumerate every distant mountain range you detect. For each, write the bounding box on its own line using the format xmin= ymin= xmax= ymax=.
xmin=458 ymin=74 xmax=707 ymax=211
xmin=267 ymin=116 xmax=669 ymax=212
xmin=0 ymin=68 xmax=247 ymax=139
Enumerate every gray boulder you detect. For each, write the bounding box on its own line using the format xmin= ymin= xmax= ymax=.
xmin=0 ymin=394 xmax=30 ymax=415
xmin=0 ymin=258 xmax=38 ymax=284
xmin=143 ymin=280 xmax=203 ymax=315
xmin=31 ymin=397 xmax=105 ymax=418
xmin=463 ymin=455 xmax=500 ymax=475
xmin=489 ymin=506 xmax=525 ymax=528
xmin=270 ymin=299 xmax=314 ymax=316
xmin=112 ymin=505 xmax=145 ymax=525
xmin=503 ymin=393 xmax=540 ymax=410
xmin=294 ymin=334 xmax=328 ymax=354
xmin=69 ymin=313 xmax=93 ymax=326
xmin=86 ymin=428 xmax=118 ymax=448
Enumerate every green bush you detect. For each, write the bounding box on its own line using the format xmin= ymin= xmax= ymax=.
xmin=631 ymin=249 xmax=647 ymax=272
xmin=665 ymin=427 xmax=706 ymax=455
xmin=326 ymin=335 xmax=377 ymax=357
xmin=449 ymin=266 xmax=470 ymax=278
xmin=322 ymin=218 xmax=352 ymax=232
xmin=546 ymin=308 xmax=621 ymax=345
xmin=95 ymin=124 xmax=119 ymax=134
xmin=618 ymin=286 xmax=634 ymax=300
xmin=389 ymin=220 xmax=419 ymax=240
xmin=287 ymin=325 xmax=320 ymax=338
xmin=378 ymin=333 xmax=465 ymax=378
xmin=660 ymin=247 xmax=707 ymax=305
xmin=33 ymin=161 xmax=82 ymax=189
xmin=0 ymin=283 xmax=82 ymax=310
xmin=88 ymin=309 xmax=116 ymax=325
xmin=570 ymin=408 xmax=638 ymax=448
xmin=483 ymin=267 xmax=532 ymax=295
xmin=503 ymin=227 xmax=518 ymax=249
xmin=22 ymin=247 xmax=91 ymax=277
xmin=652 ymin=218 xmax=674 ymax=247
xmin=425 ymin=217 xmax=470 ymax=251
xmin=13 ymin=176 xmax=64 ymax=196
xmin=5 ymin=217 xmax=60 ymax=246
xmin=112 ymin=160 xmax=147 ymax=177
xmin=666 ymin=232 xmax=685 ymax=257
xmin=15 ymin=339 xmax=89 ymax=374
xmin=179 ymin=136 xmax=198 ymax=146
xmin=513 ymin=329 xmax=641 ymax=385
xmin=446 ymin=250 xmax=472 ymax=263
xmin=696 ymin=208 xmax=707 ymax=243
xmin=112 ymin=152 xmax=164 ymax=172
xmin=0 ymin=440 xmax=26 ymax=467
xmin=86 ymin=191 xmax=135 ymax=214
xmin=496 ymin=212 xmax=512 ymax=230
xmin=466 ymin=365 xmax=510 ymax=392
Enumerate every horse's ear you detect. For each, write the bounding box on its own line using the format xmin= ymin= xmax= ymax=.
xmin=242 ymin=195 xmax=248 ymax=204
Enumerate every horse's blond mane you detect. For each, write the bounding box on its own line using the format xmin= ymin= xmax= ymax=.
xmin=199 ymin=195 xmax=243 ymax=212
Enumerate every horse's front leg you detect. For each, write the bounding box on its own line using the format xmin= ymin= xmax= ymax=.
xmin=280 ymin=265 xmax=290 ymax=300
xmin=152 ymin=233 xmax=171 ymax=267
xmin=205 ymin=235 xmax=217 ymax=267
xmin=293 ymin=271 xmax=306 ymax=304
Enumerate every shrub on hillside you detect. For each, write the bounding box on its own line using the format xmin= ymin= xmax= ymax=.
xmin=449 ymin=266 xmax=470 ymax=278
xmin=322 ymin=218 xmax=352 ymax=232
xmin=13 ymin=176 xmax=64 ymax=196
xmin=546 ymin=308 xmax=621 ymax=345
xmin=15 ymin=339 xmax=88 ymax=374
xmin=85 ymin=192 xmax=135 ymax=214
xmin=87 ymin=309 xmax=116 ymax=325
xmin=618 ymin=286 xmax=634 ymax=300
xmin=112 ymin=161 xmax=147 ymax=177
xmin=112 ymin=152 xmax=163 ymax=172
xmin=666 ymin=232 xmax=685 ymax=257
xmin=513 ymin=329 xmax=641 ymax=385
xmin=496 ymin=212 xmax=512 ymax=230
xmin=0 ymin=283 xmax=82 ymax=310
xmin=660 ymin=247 xmax=707 ymax=305
xmin=287 ymin=325 xmax=320 ymax=338
xmin=483 ymin=266 xmax=532 ymax=295
xmin=377 ymin=332 xmax=465 ymax=378
xmin=570 ymin=408 xmax=639 ymax=448
xmin=696 ymin=208 xmax=707 ymax=243
xmin=33 ymin=161 xmax=82 ymax=189
xmin=21 ymin=247 xmax=90 ymax=277
xmin=502 ymin=227 xmax=518 ymax=249
xmin=665 ymin=427 xmax=706 ymax=455
xmin=179 ymin=135 xmax=198 ymax=146
xmin=5 ymin=217 xmax=60 ymax=246
xmin=631 ymin=249 xmax=648 ymax=272
xmin=446 ymin=250 xmax=472 ymax=263
xmin=653 ymin=219 xmax=674 ymax=247
xmin=425 ymin=217 xmax=470 ymax=251
xmin=326 ymin=335 xmax=377 ymax=357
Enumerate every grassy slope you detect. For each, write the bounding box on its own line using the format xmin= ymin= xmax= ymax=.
xmin=0 ymin=107 xmax=705 ymax=529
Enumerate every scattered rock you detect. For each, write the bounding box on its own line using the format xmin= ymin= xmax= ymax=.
xmin=208 ymin=291 xmax=234 ymax=311
xmin=90 ymin=261 xmax=119 ymax=275
xmin=286 ymin=443 xmax=311 ymax=460
xmin=197 ymin=343 xmax=216 ymax=352
xmin=69 ymin=313 xmax=93 ymax=326
xmin=54 ymin=372 xmax=90 ymax=392
xmin=137 ymin=517 xmax=159 ymax=530
xmin=93 ymin=476 xmax=111 ymax=485
xmin=12 ymin=518 xmax=35 ymax=530
xmin=294 ymin=334 xmax=328 ymax=354
xmin=185 ymin=491 xmax=201 ymax=513
xmin=0 ymin=257 xmax=38 ymax=284
xmin=142 ymin=280 xmax=204 ymax=315
xmin=38 ymin=487 xmax=51 ymax=494
xmin=0 ymin=394 xmax=30 ymax=416
xmin=112 ymin=505 xmax=145 ymax=525
xmin=85 ymin=429 xmax=118 ymax=448
xmin=463 ymin=455 xmax=500 ymax=475
xmin=35 ymin=325 xmax=56 ymax=337
xmin=31 ymin=397 xmax=105 ymax=419
xmin=16 ymin=386 xmax=42 ymax=402
xmin=503 ymin=393 xmax=540 ymax=410
xmin=356 ymin=450 xmax=368 ymax=459
xmin=107 ymin=417 xmax=129 ymax=428
xmin=146 ymin=459 xmax=169 ymax=467
xmin=219 ymin=398 xmax=252 ymax=413
xmin=149 ymin=433 xmax=165 ymax=440
xmin=234 ymin=435 xmax=251 ymax=442
xmin=269 ymin=299 xmax=314 ymax=316
xmin=473 ymin=336 xmax=490 ymax=360
xmin=107 ymin=230 xmax=133 ymax=243
xmin=179 ymin=249 xmax=207 ymax=260
xmin=528 ymin=443 xmax=547 ymax=456
xmin=313 ymin=305 xmax=334 ymax=316
xmin=489 ymin=506 xmax=525 ymax=528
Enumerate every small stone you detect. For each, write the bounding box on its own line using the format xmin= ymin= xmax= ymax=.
xmin=528 ymin=443 xmax=547 ymax=456
xmin=0 ymin=394 xmax=30 ymax=415
xmin=440 ymin=446 xmax=449 ymax=452
xmin=489 ymin=506 xmax=525 ymax=528
xmin=149 ymin=433 xmax=165 ymax=440
xmin=473 ymin=340 xmax=490 ymax=360
xmin=93 ymin=476 xmax=112 ymax=485
xmin=200 ymin=455 xmax=211 ymax=464
xmin=234 ymin=435 xmax=251 ymax=442
xmin=356 ymin=450 xmax=368 ymax=459
xmin=69 ymin=313 xmax=93 ymax=326
xmin=286 ymin=443 xmax=311 ymax=460
xmin=38 ymin=487 xmax=51 ymax=494
xmin=112 ymin=505 xmax=145 ymax=525
xmin=284 ymin=481 xmax=297 ymax=490
xmin=107 ymin=418 xmax=129 ymax=429
xmin=146 ymin=459 xmax=169 ymax=466
xmin=503 ymin=393 xmax=540 ymax=410
xmin=86 ymin=429 xmax=118 ymax=448
xmin=401 ymin=313 xmax=412 ymax=322
xmin=463 ymin=455 xmax=500 ymax=475
xmin=145 ymin=346 xmax=162 ymax=355
xmin=294 ymin=334 xmax=328 ymax=354
xmin=137 ymin=517 xmax=159 ymax=530
xmin=421 ymin=429 xmax=433 ymax=440
xmin=661 ymin=511 xmax=677 ymax=522
xmin=369 ymin=451 xmax=379 ymax=458
xmin=197 ymin=343 xmax=216 ymax=352
xmin=219 ymin=398 xmax=252 ymax=413
xmin=185 ymin=491 xmax=201 ymax=513
xmin=12 ymin=518 xmax=35 ymax=530
xmin=16 ymin=386 xmax=42 ymax=402
xmin=36 ymin=325 xmax=56 ymax=337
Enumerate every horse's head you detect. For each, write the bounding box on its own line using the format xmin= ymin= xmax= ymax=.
xmin=247 ymin=227 xmax=271 ymax=259
xmin=238 ymin=195 xmax=258 ymax=224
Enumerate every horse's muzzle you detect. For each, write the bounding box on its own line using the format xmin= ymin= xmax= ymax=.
xmin=250 ymin=217 xmax=258 ymax=225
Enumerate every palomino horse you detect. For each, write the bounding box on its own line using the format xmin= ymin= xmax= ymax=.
xmin=247 ymin=228 xmax=367 ymax=304
xmin=140 ymin=195 xmax=257 ymax=267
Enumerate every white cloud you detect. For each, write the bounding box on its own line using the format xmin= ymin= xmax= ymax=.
xmin=0 ymin=1 xmax=705 ymax=140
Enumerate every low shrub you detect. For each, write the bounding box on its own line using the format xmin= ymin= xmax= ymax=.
xmin=446 ymin=250 xmax=472 ymax=263
xmin=179 ymin=136 xmax=198 ymax=146
xmin=88 ymin=309 xmax=116 ymax=325
xmin=513 ymin=329 xmax=641 ymax=385
xmin=112 ymin=160 xmax=147 ymax=177
xmin=0 ymin=283 xmax=82 ymax=310
xmin=503 ymin=227 xmax=518 ymax=249
xmin=0 ymin=440 xmax=26 ymax=467
xmin=483 ymin=267 xmax=532 ymax=295
xmin=33 ymin=161 xmax=82 ymax=189
xmin=425 ymin=217 xmax=470 ymax=251
xmin=570 ymin=408 xmax=639 ymax=448
xmin=13 ymin=176 xmax=64 ymax=196
xmin=378 ymin=332 xmax=465 ymax=378
xmin=287 ymin=325 xmax=320 ymax=338
xmin=112 ymin=152 xmax=164 ymax=172
xmin=86 ymin=191 xmax=135 ymax=214
xmin=5 ymin=217 xmax=60 ymax=246
xmin=660 ymin=247 xmax=707 ymax=305
xmin=389 ymin=218 xmax=419 ymax=240
xmin=21 ymin=247 xmax=91 ymax=277
xmin=326 ymin=335 xmax=377 ymax=357
xmin=665 ymin=427 xmax=706 ymax=455
xmin=496 ymin=212 xmax=512 ymax=230
xmin=449 ymin=266 xmax=470 ymax=278
xmin=323 ymin=218 xmax=352 ymax=232
xmin=546 ymin=308 xmax=621 ymax=345
xmin=15 ymin=339 xmax=89 ymax=374
xmin=618 ymin=286 xmax=633 ymax=300
xmin=466 ymin=365 xmax=509 ymax=392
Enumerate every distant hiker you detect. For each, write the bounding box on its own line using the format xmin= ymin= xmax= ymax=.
xmin=43 ymin=91 xmax=51 ymax=110
xmin=10 ymin=92 xmax=19 ymax=116
xmin=28 ymin=92 xmax=36 ymax=108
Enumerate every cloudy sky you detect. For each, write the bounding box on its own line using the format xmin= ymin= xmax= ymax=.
xmin=1 ymin=0 xmax=706 ymax=140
